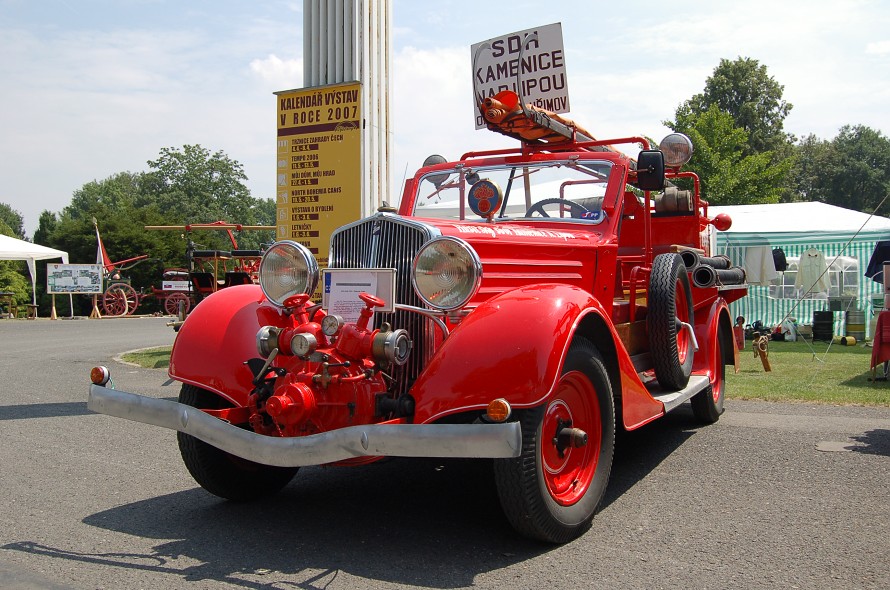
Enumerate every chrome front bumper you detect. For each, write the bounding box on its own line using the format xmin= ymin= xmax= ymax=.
xmin=88 ymin=384 xmax=522 ymax=467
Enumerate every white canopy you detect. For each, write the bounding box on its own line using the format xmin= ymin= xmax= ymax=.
xmin=710 ymin=202 xmax=890 ymax=245
xmin=0 ymin=234 xmax=69 ymax=305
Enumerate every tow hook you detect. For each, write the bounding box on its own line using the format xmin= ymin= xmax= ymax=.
xmin=554 ymin=419 xmax=588 ymax=458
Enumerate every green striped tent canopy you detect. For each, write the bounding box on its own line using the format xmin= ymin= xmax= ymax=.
xmin=710 ymin=202 xmax=890 ymax=340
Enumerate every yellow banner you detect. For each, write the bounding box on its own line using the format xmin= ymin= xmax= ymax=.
xmin=275 ymin=82 xmax=362 ymax=271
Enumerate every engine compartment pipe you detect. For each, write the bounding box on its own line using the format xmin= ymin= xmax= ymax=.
xmin=699 ymin=254 xmax=732 ymax=270
xmin=680 ymin=250 xmax=732 ymax=270
xmin=692 ymin=264 xmax=717 ymax=287
xmin=679 ymin=250 xmax=700 ymax=269
xmin=692 ymin=265 xmax=746 ymax=288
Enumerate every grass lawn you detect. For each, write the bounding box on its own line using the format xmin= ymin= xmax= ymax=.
xmin=120 ymin=346 xmax=172 ymax=369
xmin=728 ymin=338 xmax=890 ymax=406
xmin=120 ymin=340 xmax=890 ymax=407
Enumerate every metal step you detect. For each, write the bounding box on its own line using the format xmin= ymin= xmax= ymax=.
xmin=647 ymin=375 xmax=710 ymax=412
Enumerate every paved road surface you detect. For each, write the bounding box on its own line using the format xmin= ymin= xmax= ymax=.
xmin=0 ymin=317 xmax=888 ymax=589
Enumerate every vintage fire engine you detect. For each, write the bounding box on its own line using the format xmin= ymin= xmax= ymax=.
xmin=89 ymin=93 xmax=746 ymax=543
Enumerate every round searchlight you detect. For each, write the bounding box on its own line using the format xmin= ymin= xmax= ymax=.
xmin=659 ymin=133 xmax=694 ymax=168
xmin=259 ymin=241 xmax=320 ymax=307
xmin=412 ymin=237 xmax=482 ymax=311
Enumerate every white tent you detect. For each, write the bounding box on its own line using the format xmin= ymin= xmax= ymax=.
xmin=0 ymin=234 xmax=69 ymax=305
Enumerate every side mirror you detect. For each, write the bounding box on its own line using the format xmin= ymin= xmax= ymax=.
xmin=636 ymin=150 xmax=665 ymax=191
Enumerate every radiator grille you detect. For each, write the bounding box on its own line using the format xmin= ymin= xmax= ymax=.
xmin=329 ymin=214 xmax=438 ymax=397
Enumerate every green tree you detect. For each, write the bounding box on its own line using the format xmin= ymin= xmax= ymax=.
xmin=140 ymin=144 xmax=274 ymax=251
xmin=142 ymin=145 xmax=262 ymax=225
xmin=789 ymin=134 xmax=832 ymax=203
xmin=685 ymin=57 xmax=794 ymax=156
xmin=36 ymin=146 xmax=276 ymax=314
xmin=668 ymin=104 xmax=790 ymax=205
xmin=0 ymin=202 xmax=25 ymax=239
xmin=791 ymin=125 xmax=890 ymax=212
xmin=0 ymin=217 xmax=31 ymax=309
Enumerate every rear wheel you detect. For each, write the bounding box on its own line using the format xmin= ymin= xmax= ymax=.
xmin=691 ymin=325 xmax=726 ymax=423
xmin=164 ymin=292 xmax=190 ymax=316
xmin=648 ymin=253 xmax=695 ymax=390
xmin=102 ymin=284 xmax=139 ymax=316
xmin=177 ymin=384 xmax=298 ymax=501
xmin=494 ymin=338 xmax=615 ymax=543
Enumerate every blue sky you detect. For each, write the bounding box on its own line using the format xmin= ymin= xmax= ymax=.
xmin=1 ymin=0 xmax=889 ymax=237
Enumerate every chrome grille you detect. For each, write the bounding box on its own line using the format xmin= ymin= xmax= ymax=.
xmin=329 ymin=214 xmax=438 ymax=397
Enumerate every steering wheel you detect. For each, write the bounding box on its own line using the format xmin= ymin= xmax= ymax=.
xmin=525 ymin=198 xmax=590 ymax=219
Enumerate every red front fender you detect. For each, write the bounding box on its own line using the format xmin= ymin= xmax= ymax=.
xmin=169 ymin=285 xmax=285 ymax=406
xmin=411 ymin=284 xmax=611 ymax=424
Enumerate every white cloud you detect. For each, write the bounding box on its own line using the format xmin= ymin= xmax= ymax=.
xmin=250 ymin=54 xmax=304 ymax=90
xmin=866 ymin=40 xmax=890 ymax=55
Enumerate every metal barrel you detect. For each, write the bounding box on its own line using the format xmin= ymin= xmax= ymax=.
xmin=846 ymin=309 xmax=865 ymax=341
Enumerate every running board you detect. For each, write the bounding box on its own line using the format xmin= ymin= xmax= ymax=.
xmin=647 ymin=375 xmax=710 ymax=413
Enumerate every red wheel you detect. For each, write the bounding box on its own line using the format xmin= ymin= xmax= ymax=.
xmin=541 ymin=372 xmax=602 ymax=506
xmin=102 ymin=284 xmax=139 ymax=316
xmin=691 ymin=323 xmax=727 ymax=423
xmin=164 ymin=292 xmax=191 ymax=316
xmin=495 ymin=337 xmax=615 ymax=543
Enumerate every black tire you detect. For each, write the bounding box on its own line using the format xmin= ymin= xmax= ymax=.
xmin=691 ymin=324 xmax=726 ymax=423
xmin=494 ymin=338 xmax=615 ymax=543
xmin=648 ymin=253 xmax=695 ymax=390
xmin=177 ymin=384 xmax=298 ymax=501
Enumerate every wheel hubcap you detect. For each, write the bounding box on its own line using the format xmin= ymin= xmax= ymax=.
xmin=542 ymin=371 xmax=601 ymax=506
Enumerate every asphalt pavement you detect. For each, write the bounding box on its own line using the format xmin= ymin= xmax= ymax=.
xmin=0 ymin=316 xmax=888 ymax=589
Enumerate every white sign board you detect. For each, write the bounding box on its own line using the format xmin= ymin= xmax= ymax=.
xmin=47 ymin=264 xmax=104 ymax=294
xmin=471 ymin=22 xmax=569 ymax=129
xmin=322 ymin=268 xmax=395 ymax=323
xmin=162 ymin=280 xmax=190 ymax=292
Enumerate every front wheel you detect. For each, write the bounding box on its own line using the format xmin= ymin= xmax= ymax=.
xmin=177 ymin=384 xmax=298 ymax=501
xmin=494 ymin=338 xmax=615 ymax=543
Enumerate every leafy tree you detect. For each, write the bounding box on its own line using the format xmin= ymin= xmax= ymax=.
xmin=35 ymin=146 xmax=276 ymax=314
xmin=668 ymin=104 xmax=790 ymax=205
xmin=0 ymin=217 xmax=32 ymax=309
xmin=789 ymin=134 xmax=832 ymax=203
xmin=684 ymin=57 xmax=794 ymax=156
xmin=143 ymin=145 xmax=259 ymax=224
xmin=791 ymin=125 xmax=890 ymax=212
xmin=33 ymin=210 xmax=58 ymax=246
xmin=141 ymin=144 xmax=275 ymax=251
xmin=0 ymin=203 xmax=26 ymax=239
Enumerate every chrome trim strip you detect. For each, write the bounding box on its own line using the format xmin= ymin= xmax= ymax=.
xmin=88 ymin=385 xmax=522 ymax=467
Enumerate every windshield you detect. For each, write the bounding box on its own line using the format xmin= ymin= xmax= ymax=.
xmin=413 ymin=160 xmax=614 ymax=222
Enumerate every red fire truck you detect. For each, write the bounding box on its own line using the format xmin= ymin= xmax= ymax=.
xmin=89 ymin=96 xmax=746 ymax=543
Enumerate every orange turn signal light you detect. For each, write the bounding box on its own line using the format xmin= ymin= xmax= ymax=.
xmin=486 ymin=398 xmax=511 ymax=423
xmin=90 ymin=366 xmax=110 ymax=386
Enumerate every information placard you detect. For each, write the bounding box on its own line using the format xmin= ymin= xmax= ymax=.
xmin=275 ymin=82 xmax=363 ymax=274
xmin=47 ymin=264 xmax=103 ymax=294
xmin=322 ymin=268 xmax=396 ymax=323
xmin=471 ymin=23 xmax=569 ymax=129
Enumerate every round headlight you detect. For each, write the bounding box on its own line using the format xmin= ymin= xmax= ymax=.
xmin=412 ymin=237 xmax=482 ymax=311
xmin=659 ymin=133 xmax=694 ymax=168
xmin=259 ymin=241 xmax=319 ymax=307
